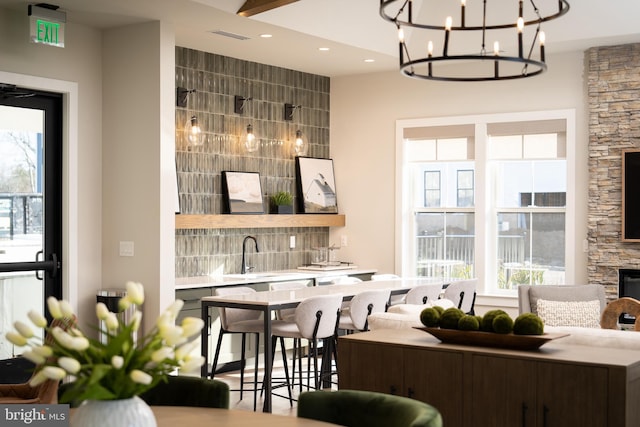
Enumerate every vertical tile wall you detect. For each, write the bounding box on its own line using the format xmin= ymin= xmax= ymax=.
xmin=175 ymin=47 xmax=332 ymax=277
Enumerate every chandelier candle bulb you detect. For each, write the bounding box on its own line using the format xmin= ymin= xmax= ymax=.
xmin=461 ymin=0 xmax=466 ymax=27
xmin=539 ymin=31 xmax=546 ymax=61
xmin=398 ymin=28 xmax=405 ymax=65
xmin=428 ymin=40 xmax=433 ymax=76
xmin=517 ymin=17 xmax=524 ymax=57
xmin=443 ymin=16 xmax=452 ymax=56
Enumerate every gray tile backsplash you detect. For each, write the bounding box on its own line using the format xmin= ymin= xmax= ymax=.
xmin=175 ymin=47 xmax=331 ymax=277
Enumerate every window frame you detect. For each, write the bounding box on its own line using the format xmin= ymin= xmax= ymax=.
xmin=395 ymin=110 xmax=576 ymax=298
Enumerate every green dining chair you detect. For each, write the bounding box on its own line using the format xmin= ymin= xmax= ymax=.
xmin=60 ymin=376 xmax=230 ymax=409
xmin=139 ymin=375 xmax=229 ymax=409
xmin=297 ymin=389 xmax=443 ymax=427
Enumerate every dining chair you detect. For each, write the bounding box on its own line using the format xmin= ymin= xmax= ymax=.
xmin=139 ymin=375 xmax=230 ymax=409
xmin=328 ymin=276 xmax=362 ymax=313
xmin=405 ymin=283 xmax=444 ymax=305
xmin=270 ymin=294 xmax=343 ymax=399
xmin=211 ymin=286 xmax=265 ymax=411
xmin=269 ymin=281 xmax=309 ymax=321
xmin=338 ymin=289 xmax=391 ymax=333
xmin=442 ymin=279 xmax=477 ymax=315
xmin=372 ymin=274 xmax=405 ymax=305
xmin=297 ymin=389 xmax=443 ymax=427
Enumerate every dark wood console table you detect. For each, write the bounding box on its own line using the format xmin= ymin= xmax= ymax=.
xmin=338 ymin=328 xmax=640 ymax=427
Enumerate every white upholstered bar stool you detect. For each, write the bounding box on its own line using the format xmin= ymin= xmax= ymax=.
xmin=405 ymin=283 xmax=444 ymax=305
xmin=269 ymin=281 xmax=309 ymax=321
xmin=372 ymin=274 xmax=404 ymax=305
xmin=443 ymin=279 xmax=477 ymax=314
xmin=270 ymin=294 xmax=343 ymax=396
xmin=211 ymin=286 xmax=264 ymax=411
xmin=338 ymin=289 xmax=391 ymax=333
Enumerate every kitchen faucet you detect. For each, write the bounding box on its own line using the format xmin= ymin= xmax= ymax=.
xmin=241 ymin=235 xmax=259 ymax=274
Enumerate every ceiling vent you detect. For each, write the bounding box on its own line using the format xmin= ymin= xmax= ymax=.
xmin=209 ymin=30 xmax=250 ymax=41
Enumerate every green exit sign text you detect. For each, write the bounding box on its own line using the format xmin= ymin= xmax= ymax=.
xmin=29 ymin=16 xmax=65 ymax=48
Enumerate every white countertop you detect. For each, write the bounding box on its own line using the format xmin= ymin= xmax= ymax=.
xmin=175 ymin=268 xmax=378 ymax=290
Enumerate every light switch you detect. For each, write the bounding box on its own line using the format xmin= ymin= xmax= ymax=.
xmin=119 ymin=241 xmax=134 ymax=257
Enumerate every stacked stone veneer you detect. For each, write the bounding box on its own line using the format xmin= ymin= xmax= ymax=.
xmin=175 ymin=47 xmax=331 ymax=277
xmin=588 ymin=43 xmax=640 ymax=298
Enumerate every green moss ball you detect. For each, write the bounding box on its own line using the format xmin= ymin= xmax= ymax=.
xmin=440 ymin=307 xmax=465 ymax=329
xmin=481 ymin=309 xmax=509 ymax=332
xmin=492 ymin=314 xmax=514 ymax=334
xmin=420 ymin=307 xmax=441 ymax=327
xmin=432 ymin=305 xmax=445 ymax=315
xmin=458 ymin=314 xmax=480 ymax=331
xmin=513 ymin=313 xmax=545 ymax=335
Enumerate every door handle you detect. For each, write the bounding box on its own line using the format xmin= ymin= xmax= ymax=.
xmin=0 ymin=251 xmax=59 ymax=280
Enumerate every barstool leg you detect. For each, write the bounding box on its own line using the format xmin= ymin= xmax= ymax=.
xmin=211 ymin=328 xmax=225 ymax=379
xmin=240 ymin=332 xmax=246 ymax=400
xmin=253 ymin=332 xmax=259 ymax=411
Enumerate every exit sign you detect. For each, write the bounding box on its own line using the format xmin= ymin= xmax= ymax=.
xmin=28 ymin=4 xmax=66 ymax=48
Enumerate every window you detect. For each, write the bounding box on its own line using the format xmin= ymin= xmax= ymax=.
xmin=424 ymin=171 xmax=440 ymax=207
xmin=457 ymin=170 xmax=474 ymax=207
xmin=397 ymin=111 xmax=574 ymax=296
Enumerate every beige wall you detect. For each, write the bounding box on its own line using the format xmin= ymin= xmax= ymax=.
xmin=330 ymin=51 xmax=589 ymax=310
xmin=102 ymin=22 xmax=176 ymax=332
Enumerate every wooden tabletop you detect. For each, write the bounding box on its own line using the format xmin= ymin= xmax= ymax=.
xmin=72 ymin=406 xmax=340 ymax=427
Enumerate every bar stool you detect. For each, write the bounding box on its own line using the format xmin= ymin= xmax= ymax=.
xmin=270 ymin=294 xmax=343 ymax=400
xmin=338 ymin=289 xmax=391 ymax=333
xmin=211 ymin=286 xmax=264 ymax=411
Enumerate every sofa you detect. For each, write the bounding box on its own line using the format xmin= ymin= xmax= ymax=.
xmin=369 ymin=284 xmax=640 ymax=351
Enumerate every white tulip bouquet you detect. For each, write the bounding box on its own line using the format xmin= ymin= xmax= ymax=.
xmin=5 ymin=281 xmax=205 ymax=402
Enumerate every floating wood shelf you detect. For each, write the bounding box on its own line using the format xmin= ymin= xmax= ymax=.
xmin=175 ymin=214 xmax=345 ymax=229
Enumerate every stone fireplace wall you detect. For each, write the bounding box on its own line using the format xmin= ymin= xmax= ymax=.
xmin=588 ymin=43 xmax=640 ymax=298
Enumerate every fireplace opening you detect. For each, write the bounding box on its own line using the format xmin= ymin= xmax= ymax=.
xmin=618 ymin=269 xmax=640 ymax=324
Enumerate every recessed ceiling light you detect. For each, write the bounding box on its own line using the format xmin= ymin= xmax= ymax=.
xmin=364 ymin=59 xmax=375 ymax=63
xmin=260 ymin=34 xmax=272 ymax=38
xmin=318 ymin=47 xmax=330 ymax=51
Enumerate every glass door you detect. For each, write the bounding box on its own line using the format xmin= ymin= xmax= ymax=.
xmin=0 ymin=85 xmax=63 ymax=359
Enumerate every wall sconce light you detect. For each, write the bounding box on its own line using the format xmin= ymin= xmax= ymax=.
xmin=284 ymin=103 xmax=301 ymax=121
xmin=292 ymin=129 xmax=308 ymax=156
xmin=176 ymin=87 xmax=196 ymax=107
xmin=187 ymin=115 xmax=203 ymax=147
xmin=243 ymin=124 xmax=259 ymax=152
xmin=234 ymin=95 xmax=253 ymax=114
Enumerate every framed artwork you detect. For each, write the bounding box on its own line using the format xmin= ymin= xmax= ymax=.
xmin=295 ymin=157 xmax=338 ymax=214
xmin=221 ymin=171 xmax=264 ymax=214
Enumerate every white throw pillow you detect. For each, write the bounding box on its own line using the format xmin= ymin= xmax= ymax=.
xmin=536 ymin=299 xmax=601 ymax=328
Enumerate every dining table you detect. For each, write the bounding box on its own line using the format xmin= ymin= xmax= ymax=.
xmin=70 ymin=405 xmax=340 ymax=426
xmin=199 ymin=277 xmax=443 ymax=412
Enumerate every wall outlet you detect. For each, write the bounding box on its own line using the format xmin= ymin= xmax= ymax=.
xmin=340 ymin=235 xmax=348 ymax=247
xmin=290 ymin=235 xmax=296 ymax=249
xmin=119 ymin=241 xmax=134 ymax=257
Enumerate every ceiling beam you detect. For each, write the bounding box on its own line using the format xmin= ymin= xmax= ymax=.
xmin=237 ymin=0 xmax=299 ymax=17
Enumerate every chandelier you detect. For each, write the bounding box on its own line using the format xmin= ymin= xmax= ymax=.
xmin=380 ymin=0 xmax=570 ymax=81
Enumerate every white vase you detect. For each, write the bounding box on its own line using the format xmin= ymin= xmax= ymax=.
xmin=72 ymin=396 xmax=157 ymax=427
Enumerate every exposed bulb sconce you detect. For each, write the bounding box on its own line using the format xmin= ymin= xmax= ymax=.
xmin=176 ymin=87 xmax=196 ymax=107
xmin=244 ymin=124 xmax=259 ymax=152
xmin=284 ymin=103 xmax=301 ymax=121
xmin=292 ymin=130 xmax=308 ymax=156
xmin=234 ymin=95 xmax=253 ymax=114
xmin=187 ymin=115 xmax=203 ymax=147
